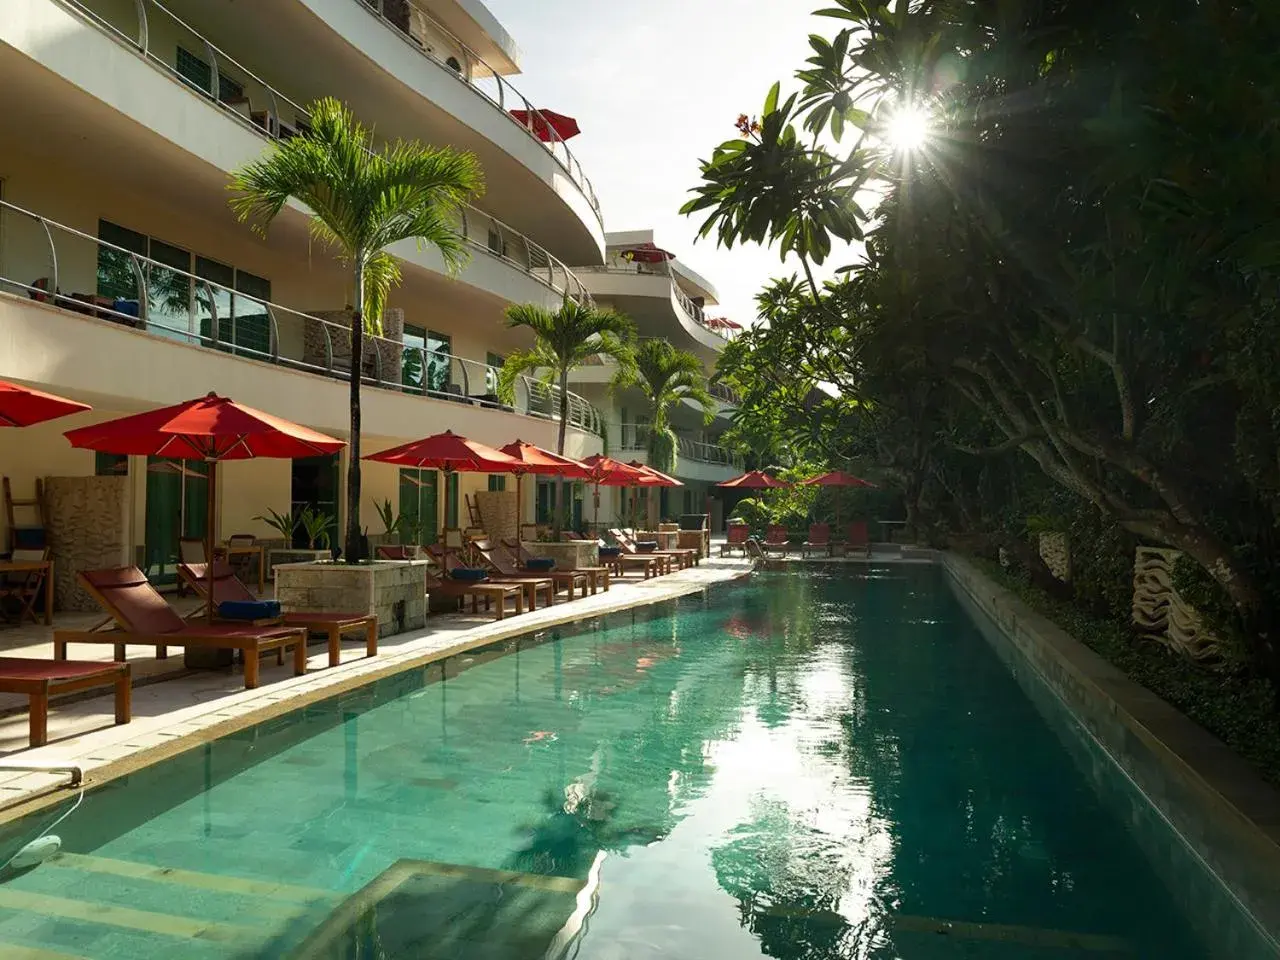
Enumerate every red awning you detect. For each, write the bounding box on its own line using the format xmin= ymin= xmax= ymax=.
xmin=716 ymin=470 xmax=791 ymax=489
xmin=508 ymin=109 xmax=581 ymax=142
xmin=620 ymin=242 xmax=675 ymax=264
xmin=0 ymin=380 xmax=90 ymax=428
xmin=365 ymin=431 xmax=519 ymax=474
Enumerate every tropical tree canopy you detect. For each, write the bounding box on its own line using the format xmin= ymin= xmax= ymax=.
xmin=229 ymin=97 xmax=484 ymax=559
xmin=630 ymin=339 xmax=715 ymax=475
xmin=686 ymin=0 xmax=1280 ymax=692
xmin=499 ymin=298 xmax=637 ymax=529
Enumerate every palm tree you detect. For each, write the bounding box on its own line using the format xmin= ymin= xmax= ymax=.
xmin=634 ymin=339 xmax=715 ymax=476
xmin=498 ymin=298 xmax=636 ymax=529
xmin=228 ymin=97 xmax=483 ymax=561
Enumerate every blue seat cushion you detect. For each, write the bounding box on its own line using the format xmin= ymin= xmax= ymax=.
xmin=598 ymin=546 xmax=621 ymax=558
xmin=635 ymin=541 xmax=659 ymax=552
xmin=449 ymin=568 xmax=489 ymax=582
xmin=524 ymin=557 xmax=556 ymax=571
xmin=218 ymin=599 xmax=281 ymax=621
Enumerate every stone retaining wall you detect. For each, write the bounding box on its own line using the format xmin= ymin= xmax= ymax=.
xmin=943 ymin=553 xmax=1280 ymax=958
xmin=274 ymin=560 xmax=426 ymax=639
xmin=44 ymin=476 xmax=129 ymax=611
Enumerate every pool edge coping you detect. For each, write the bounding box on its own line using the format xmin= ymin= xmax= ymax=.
xmin=943 ymin=551 xmax=1280 ymax=950
xmin=0 ymin=566 xmax=753 ymax=827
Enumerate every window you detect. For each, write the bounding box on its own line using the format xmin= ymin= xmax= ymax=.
xmin=445 ymin=56 xmax=462 ymax=73
xmin=487 ymin=227 xmax=507 ymax=258
xmin=399 ymin=469 xmax=439 ymax=545
xmin=488 ymin=475 xmax=506 ymax=492
xmin=402 ymin=325 xmax=452 ymax=393
xmin=445 ymin=473 xmax=459 ymax=528
xmin=97 ymin=220 xmax=269 ymax=351
xmin=95 ymin=453 xmax=128 ymax=476
xmin=175 ymin=46 xmax=244 ymax=103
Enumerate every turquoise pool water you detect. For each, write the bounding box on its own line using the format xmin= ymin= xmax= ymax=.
xmin=0 ymin=566 xmax=1252 ymax=957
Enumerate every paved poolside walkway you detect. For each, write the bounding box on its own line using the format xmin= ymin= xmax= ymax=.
xmin=0 ymin=557 xmax=753 ymax=815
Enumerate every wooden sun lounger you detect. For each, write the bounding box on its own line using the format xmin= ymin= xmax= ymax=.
xmin=426 ymin=546 xmax=555 ymax=612
xmin=802 ymin=524 xmax=832 ymax=558
xmin=470 ymin=539 xmax=590 ymax=599
xmin=0 ymin=658 xmax=130 ymax=748
xmin=610 ymin=530 xmax=693 ymax=572
xmin=501 ymin=539 xmax=610 ymax=594
xmin=376 ymin=546 xmax=525 ymax=619
xmin=54 ymin=567 xmax=308 ymax=689
xmin=178 ymin=562 xmax=377 ymax=669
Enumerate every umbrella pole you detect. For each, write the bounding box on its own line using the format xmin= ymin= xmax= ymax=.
xmin=515 ymin=473 xmax=523 ymax=543
xmin=205 ymin=459 xmax=217 ymax=624
xmin=593 ymin=482 xmax=600 ymax=535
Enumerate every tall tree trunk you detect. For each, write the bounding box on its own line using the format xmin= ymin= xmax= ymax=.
xmin=344 ymin=258 xmax=365 ymax=562
xmin=555 ymin=367 xmax=570 ymax=534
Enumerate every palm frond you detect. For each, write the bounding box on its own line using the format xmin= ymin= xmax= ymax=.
xmin=497 ymin=344 xmax=558 ymax=403
xmin=362 ymin=251 xmax=401 ymax=332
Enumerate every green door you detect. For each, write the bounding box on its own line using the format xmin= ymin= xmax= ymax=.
xmin=144 ymin=457 xmax=208 ymax=583
xmin=291 ymin=454 xmax=340 ymax=549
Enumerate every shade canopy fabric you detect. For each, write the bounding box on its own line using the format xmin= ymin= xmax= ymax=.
xmin=497 ymin=441 xmax=590 ymax=479
xmin=64 ymin=393 xmax=344 ymax=622
xmin=508 ymin=109 xmax=581 ymax=142
xmin=579 ymin=454 xmax=652 ymax=487
xmin=802 ymin=470 xmax=876 ymax=488
xmin=365 ymin=430 xmax=519 ymax=473
xmin=0 ymin=380 xmax=91 ymax=428
xmin=627 ymin=462 xmax=683 ymax=487
xmin=63 ymin=392 xmax=343 ymax=460
xmin=620 ymin=242 xmax=675 ymax=264
xmin=716 ymin=470 xmax=791 ymax=489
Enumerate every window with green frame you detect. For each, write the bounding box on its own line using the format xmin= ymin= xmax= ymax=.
xmin=488 ymin=475 xmax=506 ymax=492
xmin=445 ymin=473 xmax=460 ymax=528
xmin=398 ymin=469 xmax=439 ymax=545
xmin=95 ymin=453 xmax=128 ymax=476
xmin=175 ymin=46 xmax=244 ymax=103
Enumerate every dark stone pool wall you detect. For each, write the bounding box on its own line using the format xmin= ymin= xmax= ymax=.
xmin=944 ymin=553 xmax=1280 ymax=959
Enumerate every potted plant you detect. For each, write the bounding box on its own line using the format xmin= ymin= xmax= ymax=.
xmin=258 ymin=506 xmax=333 ymax=576
xmin=299 ymin=506 xmax=334 ymax=551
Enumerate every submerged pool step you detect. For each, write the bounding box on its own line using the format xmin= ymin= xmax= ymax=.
xmin=891 ymin=913 xmax=1134 ymax=954
xmin=0 ymin=887 xmax=259 ymax=942
xmin=0 ymin=946 xmax=90 ymax=960
xmin=43 ymin=853 xmax=334 ymax=905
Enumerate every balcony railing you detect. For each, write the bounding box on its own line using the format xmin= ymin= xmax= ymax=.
xmin=54 ymin=0 xmax=593 ymax=305
xmin=617 ymin=425 xmax=744 ymax=469
xmin=708 ymin=382 xmax=741 ymax=406
xmin=352 ymin=0 xmax=603 ymax=226
xmin=0 ymin=199 xmax=605 ymax=438
xmin=577 ymin=263 xmax=735 ymax=342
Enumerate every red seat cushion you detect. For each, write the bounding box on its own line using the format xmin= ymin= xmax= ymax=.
xmin=0 ymin=657 xmax=120 ymax=680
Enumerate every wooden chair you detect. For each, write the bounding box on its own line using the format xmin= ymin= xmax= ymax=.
xmin=502 ymin=538 xmax=610 ymax=594
xmin=470 ymin=538 xmax=589 ymax=599
xmin=225 ymin=533 xmax=258 ymax=584
xmin=762 ymin=525 xmax=790 ymax=557
xmin=801 ymin=523 xmax=832 ymax=558
xmin=54 ymin=567 xmax=308 ymax=689
xmin=843 ymin=521 xmax=871 ymax=558
xmin=0 ymin=658 xmax=131 ymax=748
xmin=178 ymin=562 xmax=377 ymax=669
xmin=0 ymin=547 xmax=51 ymax=624
xmin=377 ymin=545 xmax=524 ymax=619
xmin=177 ymin=537 xmax=207 ymax=596
xmin=426 ymin=544 xmax=554 ymax=612
xmin=720 ymin=523 xmax=749 ymax=557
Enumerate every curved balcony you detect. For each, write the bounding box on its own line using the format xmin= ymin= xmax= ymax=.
xmin=576 ymin=265 xmax=735 ymax=359
xmin=616 ymin=427 xmax=744 ymax=484
xmin=0 ymin=199 xmax=605 ymax=440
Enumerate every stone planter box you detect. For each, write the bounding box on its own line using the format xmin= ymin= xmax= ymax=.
xmin=267 ymin=548 xmax=332 ymax=579
xmin=524 ymin=540 xmax=599 ymax=571
xmin=274 ymin=560 xmax=427 ymax=638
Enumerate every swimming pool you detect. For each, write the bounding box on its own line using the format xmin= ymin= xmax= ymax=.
xmin=0 ymin=565 xmax=1265 ymax=957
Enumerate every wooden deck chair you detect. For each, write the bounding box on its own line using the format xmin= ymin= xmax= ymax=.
xmin=377 ymin=545 xmax=524 ymax=619
xmin=502 ymin=538 xmax=610 ymax=594
xmin=0 ymin=657 xmax=131 ymax=748
xmin=801 ymin=523 xmax=832 ymax=558
xmin=53 ymin=567 xmax=308 ymax=689
xmin=470 ymin=538 xmax=589 ymax=600
xmin=762 ymin=524 xmax=790 ymax=556
xmin=426 ymin=544 xmax=553 ymax=612
xmin=844 ymin=521 xmax=871 ymax=558
xmin=179 ymin=562 xmax=377 ymax=669
xmin=0 ymin=547 xmax=51 ymax=625
xmin=610 ymin=529 xmax=695 ymax=571
xmin=720 ymin=523 xmax=749 ymax=557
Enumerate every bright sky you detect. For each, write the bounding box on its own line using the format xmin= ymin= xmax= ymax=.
xmin=484 ymin=0 xmax=824 ymax=327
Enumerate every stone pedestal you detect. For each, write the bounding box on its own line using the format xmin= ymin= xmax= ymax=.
xmin=524 ymin=540 xmax=599 ymax=571
xmin=275 ymin=560 xmax=426 ymax=638
xmin=476 ymin=490 xmax=518 ymax=542
xmin=44 ymin=476 xmax=129 ymax=611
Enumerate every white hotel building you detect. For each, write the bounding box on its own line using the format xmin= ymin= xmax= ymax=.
xmin=0 ymin=0 xmax=740 ymax=579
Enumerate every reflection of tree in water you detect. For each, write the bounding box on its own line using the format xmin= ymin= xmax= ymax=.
xmin=508 ymin=786 xmax=664 ymax=878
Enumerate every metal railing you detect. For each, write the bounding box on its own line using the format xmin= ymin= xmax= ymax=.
xmin=56 ymin=0 xmax=592 ymax=305
xmin=616 ymin=425 xmax=744 ymax=468
xmin=352 ymin=0 xmax=603 ymax=225
xmin=0 ymin=199 xmax=605 ymax=437
xmin=577 ymin=263 xmax=735 ymax=342
xmin=708 ymin=382 xmax=741 ymax=406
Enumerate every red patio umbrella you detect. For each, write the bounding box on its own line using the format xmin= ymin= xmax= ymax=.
xmin=627 ymin=461 xmax=682 ymax=529
xmin=64 ymin=392 xmax=345 ymax=622
xmin=0 ymin=380 xmax=90 ymax=427
xmin=802 ymin=469 xmax=876 ymax=526
xmin=580 ymin=455 xmax=652 ymax=531
xmin=717 ymin=470 xmax=791 ymax=489
xmin=498 ymin=441 xmax=590 ymax=539
xmin=620 ymin=242 xmax=675 ymax=264
xmin=365 ymin=431 xmax=520 ymax=553
xmin=508 ymin=109 xmax=581 ymax=142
